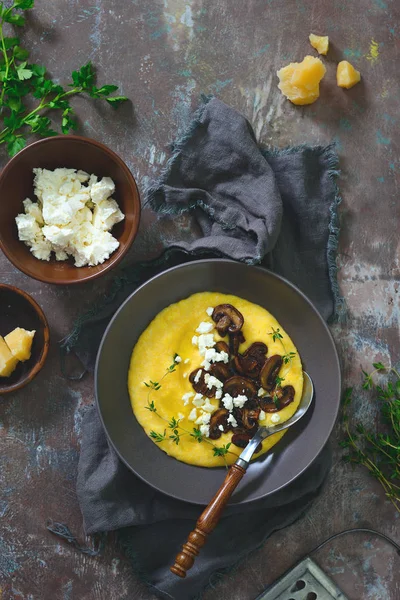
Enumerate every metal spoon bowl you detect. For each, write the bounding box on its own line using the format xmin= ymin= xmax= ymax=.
xmin=236 ymin=371 xmax=314 ymax=468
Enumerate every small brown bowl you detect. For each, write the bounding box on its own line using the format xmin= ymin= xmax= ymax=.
xmin=0 ymin=135 xmax=141 ymax=284
xmin=0 ymin=284 xmax=49 ymax=395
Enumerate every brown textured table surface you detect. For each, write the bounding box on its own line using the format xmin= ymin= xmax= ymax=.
xmin=1 ymin=1 xmax=399 ymax=599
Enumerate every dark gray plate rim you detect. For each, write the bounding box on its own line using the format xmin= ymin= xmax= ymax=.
xmin=95 ymin=259 xmax=341 ymax=506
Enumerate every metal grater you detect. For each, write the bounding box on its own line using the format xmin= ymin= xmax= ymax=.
xmin=255 ymin=557 xmax=349 ymax=600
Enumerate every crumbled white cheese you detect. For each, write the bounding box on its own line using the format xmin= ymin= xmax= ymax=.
xmin=227 ymin=413 xmax=238 ymax=428
xmin=233 ymin=394 xmax=248 ymax=408
xmin=92 ymin=198 xmax=124 ymax=231
xmin=174 ymin=355 xmax=182 ymax=363
xmin=222 ymin=393 xmax=234 ymax=412
xmin=177 ymin=412 xmax=185 ymax=420
xmin=198 ymin=333 xmax=215 ymax=356
xmin=204 ymin=348 xmax=218 ymax=363
xmin=192 ymin=393 xmax=205 ymax=408
xmin=15 ymin=168 xmax=124 ymax=267
xmin=202 ymin=400 xmax=215 ymax=413
xmin=192 ymin=335 xmax=198 ymax=346
xmin=199 ymin=424 xmax=210 ymax=437
xmin=218 ymin=351 xmax=230 ymax=364
xmin=215 ymin=389 xmax=222 ymax=400
xmin=204 ymin=373 xmax=224 ymax=390
xmin=183 ymin=372 xmax=188 ymax=378
xmin=15 ymin=213 xmax=41 ymax=242
xmin=196 ymin=321 xmax=213 ymax=334
xmin=182 ymin=392 xmax=194 ymax=406
xmin=201 ymin=359 xmax=211 ymax=371
xmin=23 ymin=198 xmax=43 ymax=224
xmin=271 ymin=413 xmax=281 ymax=424
xmin=90 ymin=176 xmax=115 ymax=204
xmin=206 ymin=307 xmax=214 ymax=317
xmin=188 ymin=408 xmax=198 ymax=421
xmin=259 ymin=410 xmax=266 ymax=421
xmin=258 ymin=387 xmax=266 ymax=397
xmin=218 ymin=424 xmax=225 ymax=431
xmin=195 ymin=411 xmax=211 ymax=425
xmin=184 ymin=358 xmax=190 ymax=364
xmin=194 ymin=369 xmax=202 ymax=384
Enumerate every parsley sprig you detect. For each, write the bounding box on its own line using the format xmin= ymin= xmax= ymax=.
xmin=145 ymin=355 xmax=235 ymax=465
xmin=341 ymin=364 xmax=400 ymax=514
xmin=0 ymin=1 xmax=128 ymax=156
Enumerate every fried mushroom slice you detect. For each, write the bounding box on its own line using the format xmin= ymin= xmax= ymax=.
xmin=209 ymin=363 xmax=230 ymax=382
xmin=231 ymin=430 xmax=262 ymax=453
xmin=276 ymin=385 xmax=295 ymax=408
xmin=260 ymin=355 xmax=283 ymax=392
xmin=189 ymin=368 xmax=215 ymax=398
xmin=208 ymin=408 xmax=230 ymax=440
xmin=229 ymin=330 xmax=245 ymax=356
xmin=212 ymin=304 xmax=244 ymax=336
xmin=223 ymin=375 xmax=258 ymax=399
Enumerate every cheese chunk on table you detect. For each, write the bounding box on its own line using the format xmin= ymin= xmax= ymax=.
xmin=0 ymin=336 xmax=19 ymax=377
xmin=277 ymin=55 xmax=326 ymax=105
xmin=337 ymin=60 xmax=361 ymax=89
xmin=5 ymin=328 xmax=35 ymax=362
xmin=309 ymin=33 xmax=329 ymax=55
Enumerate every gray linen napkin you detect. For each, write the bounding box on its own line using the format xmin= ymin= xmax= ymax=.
xmin=65 ymin=98 xmax=342 ymax=600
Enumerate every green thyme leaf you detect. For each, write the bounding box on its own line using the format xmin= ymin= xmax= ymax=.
xmin=269 ymin=327 xmax=283 ymax=343
xmin=213 ymin=443 xmax=231 ymax=457
xmin=275 ymin=375 xmax=285 ymax=387
xmin=282 ymin=351 xmax=296 ymax=365
xmin=190 ymin=428 xmax=204 ymax=443
xmin=373 ymin=362 xmax=386 ymax=372
xmin=149 ymin=429 xmax=167 ymax=443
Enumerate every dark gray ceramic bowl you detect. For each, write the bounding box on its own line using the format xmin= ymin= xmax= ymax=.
xmin=96 ymin=260 xmax=341 ymax=505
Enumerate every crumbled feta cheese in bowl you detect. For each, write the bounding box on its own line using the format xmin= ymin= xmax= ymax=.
xmin=15 ymin=168 xmax=124 ymax=268
xmin=0 ymin=136 xmax=141 ymax=284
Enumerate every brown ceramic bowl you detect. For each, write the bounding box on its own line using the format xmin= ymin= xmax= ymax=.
xmin=0 ymin=136 xmax=141 ymax=284
xmin=0 ymin=284 xmax=49 ymax=394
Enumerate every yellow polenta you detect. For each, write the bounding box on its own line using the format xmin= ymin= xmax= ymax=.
xmin=128 ymin=292 xmax=303 ymax=468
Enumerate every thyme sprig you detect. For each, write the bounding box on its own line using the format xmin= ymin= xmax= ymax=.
xmin=144 ymin=355 xmax=236 ymax=464
xmin=268 ymin=327 xmax=297 ymax=383
xmin=341 ymin=364 xmax=400 ymax=514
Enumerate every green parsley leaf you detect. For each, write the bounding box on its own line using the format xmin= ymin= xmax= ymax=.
xmin=90 ymin=84 xmax=119 ymax=98
xmin=13 ymin=45 xmax=29 ymax=60
xmin=16 ymin=62 xmax=32 ymax=80
xmin=14 ymin=0 xmax=35 ymax=9
xmin=105 ymin=95 xmax=128 ymax=108
xmin=373 ymin=362 xmax=386 ymax=372
xmin=7 ymin=135 xmax=26 ymax=156
xmin=71 ymin=62 xmax=95 ymax=88
xmin=3 ymin=13 xmax=26 ymax=26
xmin=3 ymin=37 xmax=20 ymax=50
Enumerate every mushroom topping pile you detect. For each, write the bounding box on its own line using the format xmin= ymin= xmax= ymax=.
xmin=186 ymin=304 xmax=296 ymax=453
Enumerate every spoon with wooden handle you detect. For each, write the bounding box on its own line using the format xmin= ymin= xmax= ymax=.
xmin=170 ymin=371 xmax=314 ymax=578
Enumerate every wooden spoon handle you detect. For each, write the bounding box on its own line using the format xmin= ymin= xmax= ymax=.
xmin=170 ymin=463 xmax=246 ymax=578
